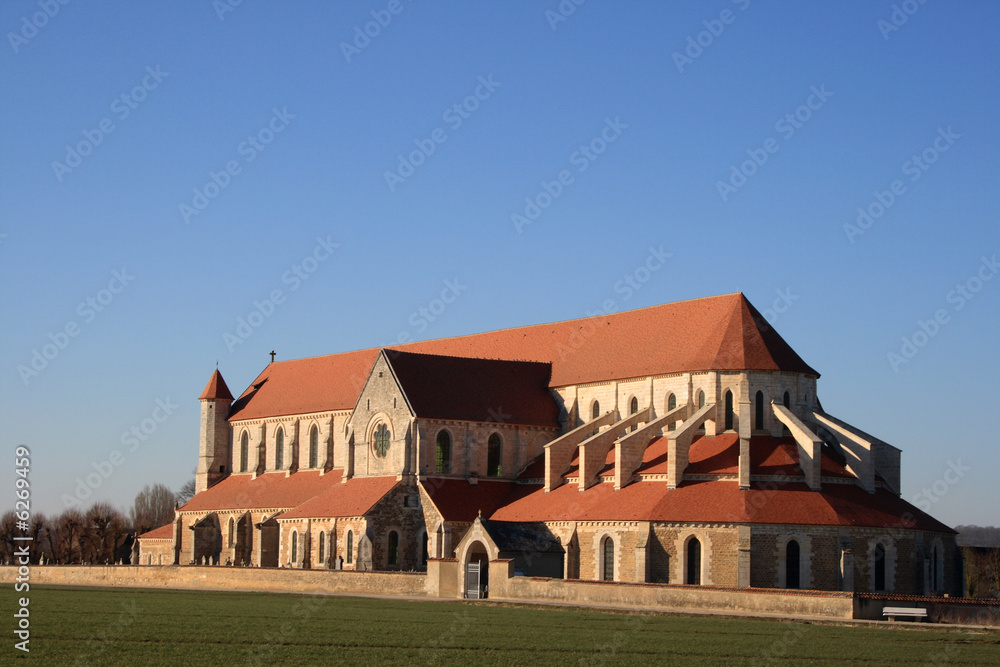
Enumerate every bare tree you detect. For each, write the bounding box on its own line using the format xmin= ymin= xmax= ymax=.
xmin=130 ymin=483 xmax=176 ymax=535
xmin=83 ymin=502 xmax=129 ymax=564
xmin=56 ymin=509 xmax=86 ymax=564
xmin=0 ymin=511 xmax=16 ymax=565
xmin=175 ymin=476 xmax=196 ymax=506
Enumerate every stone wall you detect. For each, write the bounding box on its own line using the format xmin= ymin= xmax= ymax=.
xmin=485 ymin=559 xmax=854 ymax=619
xmin=0 ymin=565 xmax=426 ymax=598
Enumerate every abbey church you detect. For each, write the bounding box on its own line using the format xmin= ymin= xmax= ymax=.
xmin=138 ymin=293 xmax=960 ymax=597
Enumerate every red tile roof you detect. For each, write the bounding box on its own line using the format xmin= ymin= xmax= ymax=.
xmin=279 ymin=476 xmax=399 ymax=519
xmin=199 ymin=369 xmax=234 ymax=400
xmin=490 ymin=479 xmax=954 ymax=532
xmin=421 ymin=478 xmax=517 ymax=522
xmin=387 ymin=351 xmax=559 ymax=427
xmin=228 ymin=293 xmax=818 ymax=421
xmin=178 ymin=470 xmax=340 ymax=512
xmin=137 ymin=523 xmax=173 ymax=540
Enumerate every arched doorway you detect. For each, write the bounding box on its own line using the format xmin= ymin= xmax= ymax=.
xmin=465 ymin=541 xmax=490 ymax=599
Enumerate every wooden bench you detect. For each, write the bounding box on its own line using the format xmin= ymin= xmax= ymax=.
xmin=883 ymin=606 xmax=927 ymax=622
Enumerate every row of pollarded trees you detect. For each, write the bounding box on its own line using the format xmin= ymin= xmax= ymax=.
xmin=0 ymin=482 xmax=187 ymax=566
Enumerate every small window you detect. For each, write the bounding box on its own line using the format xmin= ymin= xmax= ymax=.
xmin=387 ymin=531 xmax=399 ymax=566
xmin=275 ymin=427 xmax=284 ymax=470
xmin=346 ymin=530 xmax=354 ymax=564
xmin=240 ymin=432 xmax=249 ymax=472
xmin=629 ymin=396 xmax=639 ymax=432
xmin=755 ymin=390 xmax=764 ymax=430
xmin=291 ymin=530 xmax=297 ymax=563
xmin=667 ymin=393 xmax=677 ymax=431
xmin=602 ymin=536 xmax=614 ymax=581
xmin=487 ymin=433 xmax=502 ymax=477
xmin=697 ymin=390 xmax=706 ymax=408
xmin=420 ymin=531 xmax=429 ymax=567
xmin=783 ymin=391 xmax=790 ymax=408
xmin=228 ymin=517 xmax=235 ymax=547
xmin=309 ymin=425 xmax=319 ymax=469
xmin=435 ymin=430 xmax=451 ymax=474
xmin=592 ymin=400 xmax=600 ymax=420
xmin=318 ymin=531 xmax=325 ymax=565
xmin=372 ymin=423 xmax=391 ymax=458
xmin=724 ymin=391 xmax=734 ymax=431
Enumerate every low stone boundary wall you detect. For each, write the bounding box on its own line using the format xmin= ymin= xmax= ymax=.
xmin=495 ymin=572 xmax=855 ymax=619
xmin=0 ymin=565 xmax=427 ymax=598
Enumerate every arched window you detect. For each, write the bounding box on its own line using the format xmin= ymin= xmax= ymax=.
xmin=697 ymin=390 xmax=706 ymax=408
xmin=346 ymin=530 xmax=353 ymax=564
xmin=786 ymin=540 xmax=800 ymax=589
xmin=318 ymin=531 xmax=325 ymax=565
xmin=783 ymin=391 xmax=790 ymax=408
xmin=435 ymin=430 xmax=451 ymax=474
xmin=372 ymin=423 xmax=391 ymax=458
xmin=240 ymin=432 xmax=249 ymax=472
xmin=667 ymin=393 xmax=677 ymax=431
xmin=420 ymin=531 xmax=429 ymax=568
xmin=228 ymin=517 xmax=235 ymax=547
xmin=592 ymin=400 xmax=600 ymax=420
xmin=602 ymin=536 xmax=615 ymax=581
xmin=290 ymin=530 xmax=297 ymax=563
xmin=873 ymin=543 xmax=886 ymax=591
xmin=275 ymin=427 xmax=284 ymax=470
xmin=687 ymin=537 xmax=702 ymax=585
xmin=387 ymin=531 xmax=399 ymax=566
xmin=629 ymin=396 xmax=639 ymax=432
xmin=755 ymin=390 xmax=764 ymax=430
xmin=724 ymin=391 xmax=734 ymax=431
xmin=309 ymin=425 xmax=319 ymax=469
xmin=487 ymin=433 xmax=502 ymax=477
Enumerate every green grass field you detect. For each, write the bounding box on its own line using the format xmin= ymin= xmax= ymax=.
xmin=5 ymin=586 xmax=998 ymax=665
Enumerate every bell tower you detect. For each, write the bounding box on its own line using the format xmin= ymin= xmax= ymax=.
xmin=195 ymin=368 xmax=234 ymax=495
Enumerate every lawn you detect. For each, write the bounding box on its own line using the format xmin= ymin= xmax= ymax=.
xmin=4 ymin=586 xmax=998 ymax=665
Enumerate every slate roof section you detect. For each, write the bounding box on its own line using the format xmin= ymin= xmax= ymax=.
xmin=386 ymin=351 xmax=559 ymax=427
xmin=279 ymin=476 xmax=400 ymax=519
xmin=481 ymin=519 xmax=564 ymax=554
xmin=199 ymin=369 xmax=234 ymax=401
xmin=228 ymin=293 xmax=819 ymax=421
xmin=178 ymin=470 xmax=339 ymax=512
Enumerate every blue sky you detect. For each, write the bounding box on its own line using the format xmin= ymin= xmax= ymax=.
xmin=1 ymin=1 xmax=997 ymax=526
